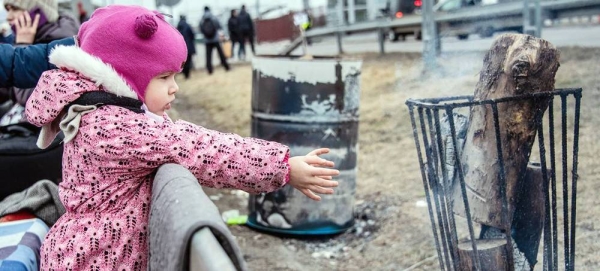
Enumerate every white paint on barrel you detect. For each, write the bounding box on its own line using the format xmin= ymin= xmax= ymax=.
xmin=299 ymin=94 xmax=338 ymax=115
xmin=252 ymin=57 xmax=362 ymax=85
xmin=343 ymin=72 xmax=361 ymax=114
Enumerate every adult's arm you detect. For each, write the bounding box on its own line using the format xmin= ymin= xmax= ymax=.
xmin=1 ymin=33 xmax=15 ymax=44
xmin=246 ymin=15 xmax=255 ymax=35
xmin=0 ymin=37 xmax=75 ymax=88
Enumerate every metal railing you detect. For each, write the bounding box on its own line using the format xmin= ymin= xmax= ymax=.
xmin=149 ymin=164 xmax=246 ymax=271
xmin=278 ymin=0 xmax=600 ymax=55
xmin=306 ymin=0 xmax=600 ymax=38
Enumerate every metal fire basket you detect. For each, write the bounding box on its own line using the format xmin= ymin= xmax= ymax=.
xmin=406 ymin=88 xmax=582 ymax=271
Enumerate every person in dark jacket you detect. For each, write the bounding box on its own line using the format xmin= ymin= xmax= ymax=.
xmin=177 ymin=15 xmax=196 ymax=79
xmin=237 ymin=5 xmax=255 ymax=56
xmin=227 ymin=9 xmax=243 ymax=60
xmin=199 ymin=6 xmax=229 ymax=75
xmin=1 ymin=0 xmax=79 ymax=125
xmin=0 ymin=37 xmax=75 ymax=89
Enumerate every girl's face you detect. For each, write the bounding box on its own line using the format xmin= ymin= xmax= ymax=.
xmin=5 ymin=5 xmax=26 ymax=26
xmin=144 ymin=72 xmax=179 ymax=116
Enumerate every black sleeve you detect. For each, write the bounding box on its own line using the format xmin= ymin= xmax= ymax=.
xmin=0 ymin=43 xmax=16 ymax=88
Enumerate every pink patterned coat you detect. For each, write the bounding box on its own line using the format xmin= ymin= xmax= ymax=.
xmin=25 ymin=45 xmax=290 ymax=271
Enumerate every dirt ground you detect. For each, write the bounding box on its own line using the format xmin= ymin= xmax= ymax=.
xmin=171 ymin=45 xmax=600 ymax=270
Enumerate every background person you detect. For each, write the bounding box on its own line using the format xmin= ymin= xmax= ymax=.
xmin=176 ymin=15 xmax=196 ymax=79
xmin=227 ymin=9 xmax=243 ymax=60
xmin=199 ymin=6 xmax=229 ymax=74
xmin=237 ymin=4 xmax=255 ymax=57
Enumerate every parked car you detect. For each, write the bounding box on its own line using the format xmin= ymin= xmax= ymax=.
xmin=383 ymin=0 xmax=423 ymax=41
xmin=434 ymin=0 xmax=523 ymax=39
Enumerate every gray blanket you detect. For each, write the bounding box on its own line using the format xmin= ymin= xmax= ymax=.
xmin=149 ymin=163 xmax=247 ymax=271
xmin=0 ymin=179 xmax=65 ymax=226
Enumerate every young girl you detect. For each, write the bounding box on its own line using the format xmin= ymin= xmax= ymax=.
xmin=25 ymin=5 xmax=339 ymax=271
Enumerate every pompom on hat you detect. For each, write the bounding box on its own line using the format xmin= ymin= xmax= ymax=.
xmin=3 ymin=0 xmax=59 ymax=22
xmin=77 ymin=5 xmax=187 ymax=101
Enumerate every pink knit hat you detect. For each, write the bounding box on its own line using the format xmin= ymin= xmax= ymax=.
xmin=77 ymin=5 xmax=187 ymax=101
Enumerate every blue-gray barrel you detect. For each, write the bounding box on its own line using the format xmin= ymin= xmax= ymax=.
xmin=247 ymin=56 xmax=362 ymax=235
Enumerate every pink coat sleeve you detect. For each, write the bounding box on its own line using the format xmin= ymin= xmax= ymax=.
xmin=125 ymin=118 xmax=291 ymax=194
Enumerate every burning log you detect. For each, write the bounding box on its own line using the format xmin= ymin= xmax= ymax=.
xmin=511 ymin=163 xmax=547 ymax=269
xmin=474 ymin=164 xmax=547 ymax=271
xmin=451 ymin=34 xmax=559 ymax=270
xmin=452 ymin=34 xmax=559 ymax=229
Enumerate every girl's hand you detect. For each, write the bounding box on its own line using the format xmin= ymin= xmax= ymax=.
xmin=15 ymin=12 xmax=39 ymax=44
xmin=288 ymin=148 xmax=340 ymax=201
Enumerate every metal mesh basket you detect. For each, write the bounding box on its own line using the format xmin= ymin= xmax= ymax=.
xmin=406 ymin=88 xmax=582 ymax=271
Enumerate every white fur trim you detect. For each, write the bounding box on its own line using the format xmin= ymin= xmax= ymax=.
xmin=49 ymin=45 xmax=138 ymax=100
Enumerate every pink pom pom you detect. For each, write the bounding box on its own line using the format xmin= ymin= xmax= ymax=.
xmin=135 ymin=14 xmax=158 ymax=39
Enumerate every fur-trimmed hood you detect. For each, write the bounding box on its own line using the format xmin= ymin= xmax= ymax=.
xmin=27 ymin=44 xmax=139 ymax=126
xmin=25 ymin=45 xmax=142 ymax=148
xmin=49 ymin=45 xmax=138 ymax=100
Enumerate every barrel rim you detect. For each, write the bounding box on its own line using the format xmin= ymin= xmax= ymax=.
xmin=246 ymin=216 xmax=354 ymax=236
xmin=251 ymin=112 xmax=359 ymax=123
xmin=253 ymin=54 xmax=362 ymax=63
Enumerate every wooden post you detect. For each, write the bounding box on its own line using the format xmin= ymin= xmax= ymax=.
xmin=458 ymin=239 xmax=510 ymax=271
xmin=299 ymin=26 xmax=308 ymax=56
xmin=452 ymin=33 xmax=559 ymax=230
xmin=336 ymin=31 xmax=344 ymax=55
xmin=378 ymin=27 xmax=385 ymax=55
xmin=422 ymin=0 xmax=438 ymax=70
xmin=522 ymin=0 xmax=538 ymax=36
xmin=336 ymin=0 xmax=344 ymax=55
xmin=534 ymin=0 xmax=542 ymax=37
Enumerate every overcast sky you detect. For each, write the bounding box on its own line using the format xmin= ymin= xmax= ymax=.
xmin=1 ymin=0 xmax=329 ymax=27
xmin=90 ymin=0 xmax=329 ymax=25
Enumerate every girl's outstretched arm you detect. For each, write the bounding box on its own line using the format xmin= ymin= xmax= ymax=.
xmin=146 ymin=119 xmax=292 ymax=194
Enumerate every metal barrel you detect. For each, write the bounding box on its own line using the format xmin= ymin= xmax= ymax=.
xmin=247 ymin=55 xmax=362 ymax=235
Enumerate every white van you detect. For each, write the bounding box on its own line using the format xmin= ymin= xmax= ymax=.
xmin=434 ymin=0 xmax=523 ymax=39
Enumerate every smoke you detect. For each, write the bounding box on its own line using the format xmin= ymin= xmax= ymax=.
xmin=394 ymin=51 xmax=486 ymax=98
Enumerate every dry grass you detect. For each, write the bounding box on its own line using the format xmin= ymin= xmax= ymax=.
xmin=171 ymin=47 xmax=600 ymax=270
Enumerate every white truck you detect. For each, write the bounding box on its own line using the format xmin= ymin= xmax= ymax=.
xmin=388 ymin=0 xmax=523 ymax=41
xmin=383 ymin=0 xmax=424 ymax=41
xmin=434 ymin=0 xmax=523 ymax=39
